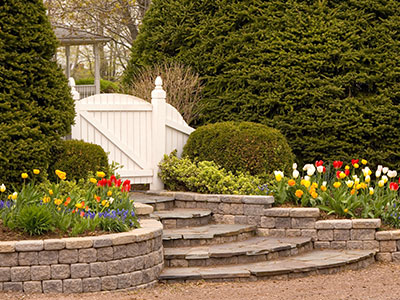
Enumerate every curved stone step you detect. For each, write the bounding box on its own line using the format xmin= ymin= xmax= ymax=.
xmin=159 ymin=249 xmax=376 ymax=282
xmin=152 ymin=209 xmax=213 ymax=229
xmin=131 ymin=193 xmax=175 ymax=211
xmin=165 ymin=236 xmax=313 ymax=267
xmin=163 ymin=224 xmax=256 ymax=248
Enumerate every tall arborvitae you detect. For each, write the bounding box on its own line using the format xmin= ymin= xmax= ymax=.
xmin=124 ymin=0 xmax=400 ymax=169
xmin=0 ymin=0 xmax=75 ymax=186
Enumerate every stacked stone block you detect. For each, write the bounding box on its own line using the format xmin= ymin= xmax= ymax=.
xmin=0 ymin=219 xmax=163 ymax=293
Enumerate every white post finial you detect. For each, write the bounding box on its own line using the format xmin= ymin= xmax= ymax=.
xmin=151 ymin=76 xmax=166 ymax=99
xmin=150 ymin=76 xmax=166 ymax=191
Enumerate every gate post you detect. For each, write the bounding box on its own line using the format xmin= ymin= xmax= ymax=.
xmin=150 ymin=76 xmax=166 ymax=190
xmin=69 ymin=77 xmax=81 ymax=140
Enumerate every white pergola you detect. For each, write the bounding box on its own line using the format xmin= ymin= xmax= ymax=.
xmin=53 ymin=24 xmax=111 ymax=96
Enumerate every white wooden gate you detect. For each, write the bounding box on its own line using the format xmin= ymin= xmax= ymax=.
xmin=71 ymin=77 xmax=194 ymax=190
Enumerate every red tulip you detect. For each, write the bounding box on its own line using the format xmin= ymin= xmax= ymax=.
xmin=389 ymin=182 xmax=399 ymax=191
xmin=315 ymin=160 xmax=324 ymax=167
xmin=336 ymin=171 xmax=342 ymax=179
xmin=110 ymin=175 xmax=117 ymax=184
xmin=323 ymin=166 xmax=326 ymax=173
xmin=351 ymin=159 xmax=359 ymax=166
xmin=333 ymin=161 xmax=343 ymax=169
xmin=345 ymin=169 xmax=350 ymax=176
xmin=121 ymin=180 xmax=131 ymax=192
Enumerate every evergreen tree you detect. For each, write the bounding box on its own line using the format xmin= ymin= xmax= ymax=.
xmin=0 ymin=0 xmax=75 ymax=186
xmin=124 ymin=0 xmax=400 ymax=169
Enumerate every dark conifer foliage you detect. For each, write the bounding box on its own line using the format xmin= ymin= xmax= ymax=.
xmin=0 ymin=0 xmax=75 ymax=186
xmin=124 ymin=0 xmax=400 ymax=168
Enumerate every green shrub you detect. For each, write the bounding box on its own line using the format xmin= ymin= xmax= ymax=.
xmin=0 ymin=0 xmax=75 ymax=188
xmin=159 ymin=151 xmax=266 ymax=195
xmin=124 ymin=0 xmax=400 ymax=170
xmin=183 ymin=122 xmax=294 ymax=178
xmin=49 ymin=140 xmax=109 ymax=182
xmin=16 ymin=205 xmax=54 ymax=236
xmin=76 ymin=78 xmax=120 ymax=93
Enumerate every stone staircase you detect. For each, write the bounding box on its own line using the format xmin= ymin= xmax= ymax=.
xmin=133 ymin=193 xmax=375 ymax=283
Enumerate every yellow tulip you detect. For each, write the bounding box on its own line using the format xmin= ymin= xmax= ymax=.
xmin=43 ymin=196 xmax=50 ymax=203
xmin=345 ymin=165 xmax=350 ymax=170
xmin=321 ymin=185 xmax=327 ymax=192
xmin=365 ymin=176 xmax=371 ymax=183
xmin=90 ymin=178 xmax=97 ymax=184
xmin=33 ymin=169 xmax=40 ymax=175
xmin=295 ymin=190 xmax=303 ymax=198
xmin=21 ymin=173 xmax=28 ymax=179
xmin=0 ymin=184 xmax=5 ymax=193
xmin=312 ymin=182 xmax=318 ymax=188
xmin=369 ymin=188 xmax=374 ymax=195
xmin=107 ymin=191 xmax=112 ymax=197
xmin=354 ymin=163 xmax=359 ymax=169
xmin=49 ymin=189 xmax=54 ymax=195
xmin=311 ymin=191 xmax=318 ymax=199
xmin=11 ymin=192 xmax=17 ymax=200
xmin=54 ymin=199 xmax=63 ymax=206
xmin=361 ymin=159 xmax=367 ymax=165
xmin=344 ymin=208 xmax=349 ymax=213
xmin=333 ymin=182 xmax=341 ymax=188
xmin=346 ymin=181 xmax=354 ymax=188
xmin=339 ymin=172 xmax=346 ymax=179
xmin=378 ymin=180 xmax=385 ymax=187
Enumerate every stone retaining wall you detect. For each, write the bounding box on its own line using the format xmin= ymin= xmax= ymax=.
xmin=150 ymin=191 xmax=400 ymax=262
xmin=0 ymin=219 xmax=163 ymax=293
xmin=172 ymin=192 xmax=274 ymax=226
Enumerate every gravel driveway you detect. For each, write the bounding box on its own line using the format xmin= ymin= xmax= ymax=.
xmin=0 ymin=262 xmax=399 ymax=300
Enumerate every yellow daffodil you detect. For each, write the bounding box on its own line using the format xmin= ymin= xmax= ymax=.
xmin=11 ymin=192 xmax=17 ymax=200
xmin=96 ymin=171 xmax=106 ymax=178
xmin=101 ymin=200 xmax=110 ymax=207
xmin=333 ymin=182 xmax=341 ymax=188
xmin=295 ymin=190 xmax=303 ymax=198
xmin=55 ymin=169 xmax=66 ymax=180
xmin=21 ymin=173 xmax=28 ymax=179
xmin=54 ymin=199 xmax=63 ymax=206
xmin=43 ymin=196 xmax=50 ymax=203
xmin=49 ymin=189 xmax=54 ymax=195
xmin=344 ymin=208 xmax=349 ymax=213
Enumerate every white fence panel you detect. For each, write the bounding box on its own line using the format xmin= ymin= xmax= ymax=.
xmin=71 ymin=77 xmax=194 ymax=189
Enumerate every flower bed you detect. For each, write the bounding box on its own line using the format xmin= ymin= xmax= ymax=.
xmin=272 ymin=159 xmax=400 ymax=228
xmin=0 ymin=170 xmax=139 ymax=237
xmin=0 ymin=219 xmax=163 ymax=293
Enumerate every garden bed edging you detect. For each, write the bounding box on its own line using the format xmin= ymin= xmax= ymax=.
xmin=0 ymin=218 xmax=163 ymax=294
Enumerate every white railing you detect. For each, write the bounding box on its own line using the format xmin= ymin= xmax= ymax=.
xmin=75 ymin=84 xmax=96 ymax=99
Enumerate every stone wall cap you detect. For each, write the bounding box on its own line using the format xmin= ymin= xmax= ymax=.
xmin=264 ymin=207 xmax=291 ymax=217
xmin=290 ymin=208 xmax=320 ymax=218
xmin=15 ymin=240 xmax=44 ymax=252
xmin=352 ymin=219 xmax=381 ymax=229
xmin=134 ymin=202 xmax=154 ymax=215
xmin=242 ymin=196 xmax=274 ymax=204
xmin=0 ymin=241 xmax=16 ymax=253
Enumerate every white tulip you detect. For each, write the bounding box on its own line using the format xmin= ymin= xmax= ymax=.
xmin=322 ymin=181 xmax=327 ymax=187
xmin=387 ymin=170 xmax=397 ymax=178
xmin=383 ymin=167 xmax=389 ymax=174
xmin=377 ymin=165 xmax=383 ymax=172
xmin=292 ymin=163 xmax=297 ymax=170
xmin=307 ymin=165 xmax=316 ymax=176
xmin=375 ymin=170 xmax=381 ymax=178
xmin=317 ymin=166 xmax=324 ymax=173
xmin=382 ymin=175 xmax=388 ymax=183
xmin=293 ymin=170 xmax=300 ymax=179
xmin=304 ymin=175 xmax=310 ymax=181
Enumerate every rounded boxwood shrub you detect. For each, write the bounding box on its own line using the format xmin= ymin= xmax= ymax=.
xmin=182 ymin=121 xmax=294 ymax=177
xmin=49 ymin=140 xmax=109 ymax=182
